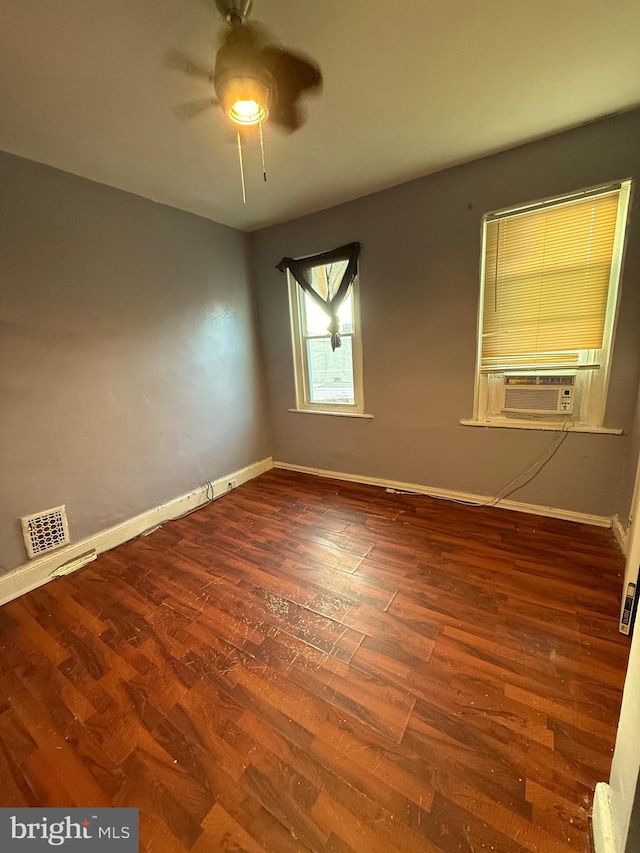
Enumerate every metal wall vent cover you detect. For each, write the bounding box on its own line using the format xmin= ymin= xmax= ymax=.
xmin=21 ymin=505 xmax=70 ymax=559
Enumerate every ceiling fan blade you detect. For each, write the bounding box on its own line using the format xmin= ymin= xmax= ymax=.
xmin=173 ymin=98 xmax=219 ymax=120
xmin=167 ymin=49 xmax=214 ymax=81
xmin=264 ymin=102 xmax=304 ymax=134
xmin=261 ymin=47 xmax=322 ymax=132
xmin=216 ymin=20 xmax=269 ymax=58
xmin=262 ymin=47 xmax=322 ymax=94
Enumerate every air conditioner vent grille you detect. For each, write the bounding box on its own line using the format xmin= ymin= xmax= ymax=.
xmin=21 ymin=505 xmax=70 ymax=559
xmin=504 ymin=374 xmax=575 ymax=387
xmin=501 ymin=374 xmax=575 ymax=415
xmin=504 ymin=388 xmax=561 ymax=411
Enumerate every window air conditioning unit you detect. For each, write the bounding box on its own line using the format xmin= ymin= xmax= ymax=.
xmin=502 ymin=375 xmax=575 ymax=415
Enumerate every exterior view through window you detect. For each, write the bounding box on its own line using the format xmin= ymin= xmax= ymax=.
xmin=288 ymin=260 xmax=364 ymax=414
xmin=303 ymin=289 xmax=354 ymax=405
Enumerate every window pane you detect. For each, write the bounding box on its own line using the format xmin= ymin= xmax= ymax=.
xmin=306 ymin=336 xmax=355 ymax=404
xmin=307 ymin=260 xmax=348 ymax=301
xmin=303 ymin=294 xmax=331 ymax=336
xmin=302 ymin=291 xmax=354 ymax=336
xmin=338 ymin=294 xmax=353 ymax=332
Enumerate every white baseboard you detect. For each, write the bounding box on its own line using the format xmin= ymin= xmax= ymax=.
xmin=612 ymin=514 xmax=629 ymax=555
xmin=0 ymin=457 xmax=273 ymax=608
xmin=592 ymin=782 xmax=617 ymax=853
xmin=273 ymin=461 xmax=613 ymax=529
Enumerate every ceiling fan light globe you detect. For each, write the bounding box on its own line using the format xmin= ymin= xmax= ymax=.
xmin=219 ymin=75 xmax=271 ymax=126
xmin=229 ymin=99 xmax=265 ymax=125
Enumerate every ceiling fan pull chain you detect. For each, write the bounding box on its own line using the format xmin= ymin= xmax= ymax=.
xmin=236 ymin=130 xmax=247 ymax=204
xmin=259 ymin=120 xmax=267 ymax=182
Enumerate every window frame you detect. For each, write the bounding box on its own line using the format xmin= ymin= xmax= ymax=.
xmin=287 ymin=268 xmax=365 ymax=415
xmin=471 ymin=179 xmax=632 ymax=430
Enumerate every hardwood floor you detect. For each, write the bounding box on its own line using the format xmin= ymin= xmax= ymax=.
xmin=0 ymin=469 xmax=630 ymax=852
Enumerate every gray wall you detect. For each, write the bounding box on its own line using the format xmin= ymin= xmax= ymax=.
xmin=0 ymin=152 xmax=271 ymax=574
xmin=251 ymin=110 xmax=640 ymax=519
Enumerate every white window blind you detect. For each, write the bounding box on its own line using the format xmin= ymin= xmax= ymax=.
xmin=481 ymin=189 xmax=622 ymax=370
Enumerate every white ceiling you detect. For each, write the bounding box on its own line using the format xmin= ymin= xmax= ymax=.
xmin=1 ymin=0 xmax=639 ymax=231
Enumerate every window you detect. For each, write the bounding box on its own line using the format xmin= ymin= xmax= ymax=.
xmin=472 ymin=180 xmax=631 ymax=429
xmin=288 ymin=259 xmax=365 ymax=414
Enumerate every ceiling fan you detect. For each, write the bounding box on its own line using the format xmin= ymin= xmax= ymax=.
xmin=171 ymin=0 xmax=323 ymax=200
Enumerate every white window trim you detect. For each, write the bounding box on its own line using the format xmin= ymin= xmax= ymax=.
xmin=467 ymin=179 xmax=632 ymax=431
xmin=288 ymin=409 xmax=374 ymax=418
xmin=459 ymin=418 xmax=622 ymax=435
xmin=287 ymin=270 xmax=367 ymax=416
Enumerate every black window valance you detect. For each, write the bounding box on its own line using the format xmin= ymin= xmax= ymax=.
xmin=276 ymin=242 xmax=362 ymax=351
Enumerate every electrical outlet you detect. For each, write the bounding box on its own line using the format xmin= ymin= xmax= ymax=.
xmin=227 ymin=479 xmax=237 ymax=491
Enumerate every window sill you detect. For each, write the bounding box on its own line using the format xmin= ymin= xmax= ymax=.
xmin=289 ymin=408 xmax=374 ymax=419
xmin=460 ymin=418 xmax=623 ymax=435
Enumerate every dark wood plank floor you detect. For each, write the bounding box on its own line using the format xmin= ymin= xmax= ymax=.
xmin=0 ymin=469 xmax=630 ymax=852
